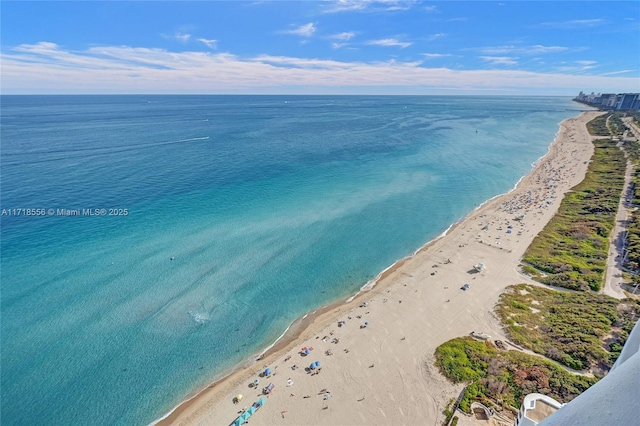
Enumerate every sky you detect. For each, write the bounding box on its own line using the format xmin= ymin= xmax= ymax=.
xmin=1 ymin=1 xmax=639 ymax=95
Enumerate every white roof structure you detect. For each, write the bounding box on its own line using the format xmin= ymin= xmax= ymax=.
xmin=516 ymin=393 xmax=563 ymax=426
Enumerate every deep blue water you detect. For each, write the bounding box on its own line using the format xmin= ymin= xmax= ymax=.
xmin=1 ymin=95 xmax=581 ymax=425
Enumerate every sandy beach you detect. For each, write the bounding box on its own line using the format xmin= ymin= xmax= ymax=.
xmin=158 ymin=110 xmax=603 ymax=426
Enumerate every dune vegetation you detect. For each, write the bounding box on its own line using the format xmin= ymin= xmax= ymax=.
xmin=496 ymin=284 xmax=640 ymax=371
xmin=522 ymin=137 xmax=625 ymax=291
xmin=435 ymin=112 xmax=640 ymax=417
xmin=435 ymin=337 xmax=598 ymax=414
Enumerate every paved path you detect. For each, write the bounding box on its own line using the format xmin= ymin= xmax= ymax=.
xmin=603 ymin=117 xmax=638 ymax=299
xmin=623 ymin=117 xmax=640 ymax=140
xmin=603 ymin=157 xmax=632 ymax=299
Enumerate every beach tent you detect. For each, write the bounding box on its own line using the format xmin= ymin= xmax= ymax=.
xmin=230 ymin=398 xmax=266 ymax=426
xmin=474 ymin=262 xmax=486 ymax=272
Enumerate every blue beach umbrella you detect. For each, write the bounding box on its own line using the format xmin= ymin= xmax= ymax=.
xmin=304 ymin=349 xmax=310 ymax=355
xmin=264 ymin=368 xmax=271 ymax=375
xmin=309 ymin=363 xmax=316 ymax=370
xmin=314 ymin=361 xmax=320 ymax=368
xmin=364 ymin=322 xmax=369 ymax=326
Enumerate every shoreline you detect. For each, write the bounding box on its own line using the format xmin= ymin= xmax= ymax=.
xmin=155 ymin=199 xmax=465 ymax=425
xmin=157 ymin=110 xmax=602 ymax=426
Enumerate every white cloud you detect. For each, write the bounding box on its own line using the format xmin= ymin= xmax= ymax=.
xmin=2 ymin=41 xmax=637 ymax=95
xmin=529 ymin=45 xmax=568 ymax=54
xmin=366 ymin=38 xmax=412 ymax=48
xmin=323 ymin=0 xmax=370 ymax=13
xmin=283 ymin=23 xmax=317 ymax=37
xmin=539 ymin=18 xmax=605 ymax=28
xmin=13 ymin=41 xmax=59 ymax=55
xmin=426 ymin=32 xmax=446 ymax=41
xmin=252 ymin=54 xmax=357 ymax=69
xmin=197 ymin=38 xmax=217 ymax=49
xmin=422 ymin=53 xmax=451 ymax=58
xmin=446 ymin=17 xmax=467 ymax=23
xmin=553 ymin=60 xmax=599 ymax=74
xmin=328 ymin=32 xmax=356 ymax=48
xmin=480 ymin=45 xmax=516 ymax=55
xmin=329 ymin=31 xmax=356 ymax=41
xmin=480 ymin=45 xmax=569 ymax=55
xmin=599 ymin=69 xmax=634 ymax=76
xmin=480 ymin=56 xmax=518 ymax=66
xmin=163 ymin=32 xmax=191 ymax=43
xmin=322 ymin=0 xmax=416 ymax=14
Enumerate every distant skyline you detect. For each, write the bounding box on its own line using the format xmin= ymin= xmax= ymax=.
xmin=1 ymin=1 xmax=639 ymax=95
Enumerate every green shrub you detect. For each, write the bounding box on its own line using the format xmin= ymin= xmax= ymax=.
xmin=496 ymin=284 xmax=640 ymax=371
xmin=523 ymin=137 xmax=626 ymax=292
xmin=435 ymin=337 xmax=599 ymax=415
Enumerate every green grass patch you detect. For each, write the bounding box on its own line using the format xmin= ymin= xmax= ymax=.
xmin=522 ymin=138 xmax=626 ymax=291
xmin=586 ymin=113 xmax=611 ymax=136
xmin=520 ymin=264 xmax=542 ymax=279
xmin=622 ymin=120 xmax=640 ymax=275
xmin=608 ymin=112 xmax=627 ymax=137
xmin=435 ymin=337 xmax=598 ymax=413
xmin=496 ymin=284 xmax=640 ymax=371
xmin=628 ymin=206 xmax=640 ymax=272
xmin=628 ymin=166 xmax=640 ymax=273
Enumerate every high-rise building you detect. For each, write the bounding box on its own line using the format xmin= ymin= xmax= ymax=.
xmin=574 ymin=92 xmax=640 ymax=111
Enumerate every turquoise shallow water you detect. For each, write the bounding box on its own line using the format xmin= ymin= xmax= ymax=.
xmin=1 ymin=95 xmax=581 ymax=425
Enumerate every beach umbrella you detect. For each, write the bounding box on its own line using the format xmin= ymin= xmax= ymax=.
xmin=309 ymin=363 xmax=316 ymax=370
xmin=364 ymin=322 xmax=369 ymax=326
xmin=314 ymin=361 xmax=320 ymax=368
xmin=264 ymin=368 xmax=271 ymax=375
xmin=236 ymin=394 xmax=243 ymax=402
xmin=304 ymin=349 xmax=310 ymax=355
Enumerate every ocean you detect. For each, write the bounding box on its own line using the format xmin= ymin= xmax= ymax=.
xmin=0 ymin=95 xmax=581 ymax=425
